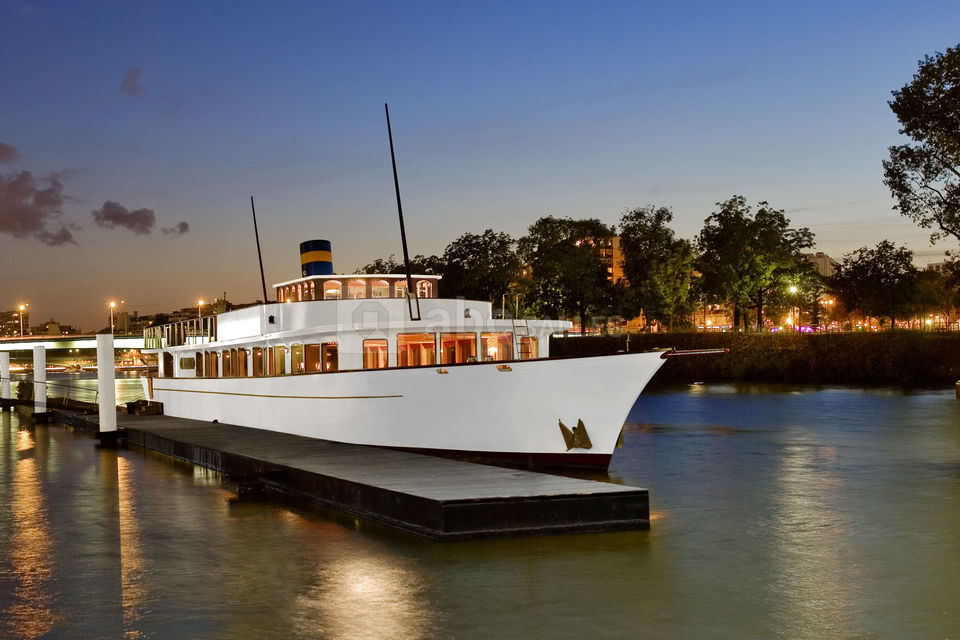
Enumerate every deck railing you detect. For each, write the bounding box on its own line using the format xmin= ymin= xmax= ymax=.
xmin=144 ymin=316 xmax=217 ymax=349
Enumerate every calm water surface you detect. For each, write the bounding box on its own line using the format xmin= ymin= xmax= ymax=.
xmin=1 ymin=384 xmax=959 ymax=639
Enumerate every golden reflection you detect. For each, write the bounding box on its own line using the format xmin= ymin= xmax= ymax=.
xmin=117 ymin=455 xmax=145 ymax=639
xmin=771 ymin=442 xmax=859 ymax=636
xmin=293 ymin=555 xmax=434 ymax=639
xmin=6 ymin=428 xmax=58 ymax=639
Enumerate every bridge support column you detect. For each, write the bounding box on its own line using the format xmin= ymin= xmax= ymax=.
xmin=1 ymin=352 xmax=10 ymax=411
xmin=33 ymin=346 xmax=47 ymax=421
xmin=97 ymin=333 xmax=118 ymax=446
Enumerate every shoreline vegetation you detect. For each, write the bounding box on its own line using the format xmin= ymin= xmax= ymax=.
xmin=551 ymin=332 xmax=960 ymax=386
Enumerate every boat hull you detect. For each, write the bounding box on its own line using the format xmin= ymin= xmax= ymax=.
xmin=143 ymin=351 xmax=666 ymax=469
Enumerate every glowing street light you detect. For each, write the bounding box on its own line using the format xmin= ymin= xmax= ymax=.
xmin=18 ymin=303 xmax=27 ymax=337
xmin=109 ymin=301 xmax=116 ymax=334
xmin=198 ymin=299 xmax=205 ymax=320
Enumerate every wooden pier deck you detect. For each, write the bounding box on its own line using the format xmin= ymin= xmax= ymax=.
xmin=51 ymin=411 xmax=649 ymax=540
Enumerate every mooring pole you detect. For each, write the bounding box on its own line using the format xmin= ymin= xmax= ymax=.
xmin=33 ymin=346 xmax=47 ymax=420
xmin=0 ymin=352 xmax=10 ymax=411
xmin=97 ymin=333 xmax=118 ymax=441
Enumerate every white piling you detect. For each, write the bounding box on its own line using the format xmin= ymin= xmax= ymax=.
xmin=33 ymin=346 xmax=46 ymax=415
xmin=0 ymin=352 xmax=10 ymax=407
xmin=97 ymin=333 xmax=117 ymax=432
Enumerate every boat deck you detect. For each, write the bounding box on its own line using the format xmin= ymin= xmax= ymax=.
xmin=53 ymin=411 xmax=649 ymax=540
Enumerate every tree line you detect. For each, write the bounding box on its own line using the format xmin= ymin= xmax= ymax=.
xmin=357 ymin=197 xmax=960 ymax=331
xmin=357 ymin=43 xmax=960 ymax=332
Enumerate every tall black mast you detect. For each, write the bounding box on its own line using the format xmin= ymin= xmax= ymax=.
xmin=385 ymin=103 xmax=421 ymax=321
xmin=250 ymin=196 xmax=270 ymax=303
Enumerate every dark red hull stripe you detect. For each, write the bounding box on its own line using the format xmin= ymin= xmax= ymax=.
xmin=381 ymin=445 xmax=613 ymax=470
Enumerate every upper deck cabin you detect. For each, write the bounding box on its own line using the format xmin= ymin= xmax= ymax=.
xmin=274 ymin=273 xmax=441 ymax=303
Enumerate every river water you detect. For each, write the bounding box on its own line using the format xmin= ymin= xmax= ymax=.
xmin=1 ymin=383 xmax=958 ymax=639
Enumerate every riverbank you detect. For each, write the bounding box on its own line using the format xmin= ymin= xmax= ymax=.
xmin=550 ymin=331 xmax=960 ymax=385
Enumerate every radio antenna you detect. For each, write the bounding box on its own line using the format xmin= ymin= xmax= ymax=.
xmin=385 ymin=103 xmax=421 ymax=321
xmin=250 ymin=196 xmax=270 ymax=304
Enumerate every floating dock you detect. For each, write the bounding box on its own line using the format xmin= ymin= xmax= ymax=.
xmin=50 ymin=410 xmax=649 ymax=541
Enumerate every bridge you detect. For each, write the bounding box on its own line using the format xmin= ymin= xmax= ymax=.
xmin=0 ymin=334 xmax=144 ymax=352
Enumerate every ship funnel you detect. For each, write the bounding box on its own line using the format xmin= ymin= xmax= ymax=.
xmin=300 ymin=239 xmax=333 ymax=276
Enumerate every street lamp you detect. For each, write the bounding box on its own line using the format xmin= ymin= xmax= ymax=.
xmin=18 ymin=303 xmax=27 ymax=337
xmin=788 ymin=285 xmax=799 ymax=332
xmin=198 ymin=299 xmax=204 ymax=320
xmin=109 ymin=301 xmax=116 ymax=334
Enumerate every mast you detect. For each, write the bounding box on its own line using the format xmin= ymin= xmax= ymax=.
xmin=385 ymin=103 xmax=421 ymax=321
xmin=250 ymin=196 xmax=270 ymax=304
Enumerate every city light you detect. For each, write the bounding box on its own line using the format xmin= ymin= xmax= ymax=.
xmin=17 ymin=303 xmax=27 ymax=336
xmin=109 ymin=301 xmax=116 ymax=334
xmin=198 ymin=299 xmax=205 ymax=320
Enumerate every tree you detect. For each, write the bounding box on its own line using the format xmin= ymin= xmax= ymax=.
xmin=518 ymin=216 xmax=615 ymax=333
xmin=617 ymin=206 xmax=696 ymax=329
xmin=883 ymin=45 xmax=960 ymax=243
xmin=442 ymin=230 xmax=522 ymax=308
xmin=357 ymin=253 xmax=444 ymax=276
xmin=696 ymin=196 xmax=814 ymax=331
xmin=830 ymin=240 xmax=919 ymax=328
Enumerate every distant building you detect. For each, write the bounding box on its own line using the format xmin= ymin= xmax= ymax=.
xmin=595 ymin=236 xmax=625 ymax=283
xmin=804 ymin=252 xmax=839 ymax=278
xmin=0 ymin=308 xmax=30 ymax=337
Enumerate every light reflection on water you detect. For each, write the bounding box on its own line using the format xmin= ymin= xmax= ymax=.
xmin=0 ymin=384 xmax=957 ymax=638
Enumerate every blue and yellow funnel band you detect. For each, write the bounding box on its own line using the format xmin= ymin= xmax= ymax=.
xmin=300 ymin=250 xmax=332 ymax=264
xmin=300 ymin=239 xmax=333 ymax=276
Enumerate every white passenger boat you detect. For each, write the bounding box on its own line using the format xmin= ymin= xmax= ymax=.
xmin=140 ymin=240 xmax=684 ymax=469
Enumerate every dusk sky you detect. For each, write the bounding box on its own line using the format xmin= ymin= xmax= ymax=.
xmin=2 ymin=0 xmax=959 ymax=331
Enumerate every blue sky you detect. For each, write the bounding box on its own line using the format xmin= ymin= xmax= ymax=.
xmin=1 ymin=0 xmax=958 ymax=329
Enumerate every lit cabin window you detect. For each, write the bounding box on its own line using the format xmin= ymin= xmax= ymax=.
xmin=323 ymin=281 xmax=342 ymax=300
xmin=394 ymin=281 xmax=408 ymax=298
xmin=253 ymin=347 xmax=266 ymax=376
xmin=348 ymin=280 xmax=366 ymax=299
xmin=481 ymin=332 xmax=513 ymax=361
xmin=292 ymin=344 xmax=305 ymax=373
xmin=206 ymin=351 xmax=218 ymax=377
xmin=296 ymin=284 xmax=303 ymax=301
xmin=397 ymin=333 xmax=436 ymax=367
xmin=309 ymin=281 xmax=316 ymax=300
xmin=278 ymin=288 xmax=284 ymax=303
xmin=322 ymin=343 xmax=338 ymax=372
xmin=272 ymin=345 xmax=287 ymax=375
xmin=370 ymin=280 xmax=389 ymax=298
xmin=304 ymin=344 xmax=321 ymax=372
xmin=519 ymin=337 xmax=538 ymax=359
xmin=440 ymin=333 xmax=476 ymax=364
xmin=416 ymin=280 xmax=433 ymax=298
xmin=237 ymin=348 xmax=248 ymax=376
xmin=363 ymin=339 xmax=388 ymax=369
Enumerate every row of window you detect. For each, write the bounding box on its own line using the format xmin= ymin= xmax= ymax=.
xmin=167 ymin=333 xmax=538 ymax=377
xmin=278 ymin=279 xmax=434 ymax=302
xmin=362 ymin=332 xmax=538 ymax=369
xmin=171 ymin=342 xmax=339 ymax=378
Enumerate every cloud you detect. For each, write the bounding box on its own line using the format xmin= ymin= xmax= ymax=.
xmin=119 ymin=67 xmax=144 ymax=96
xmin=0 ymin=170 xmax=76 ymax=246
xmin=91 ymin=200 xmax=155 ymax=234
xmin=162 ymin=220 xmax=190 ymax=236
xmin=0 ymin=142 xmax=19 ymax=164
